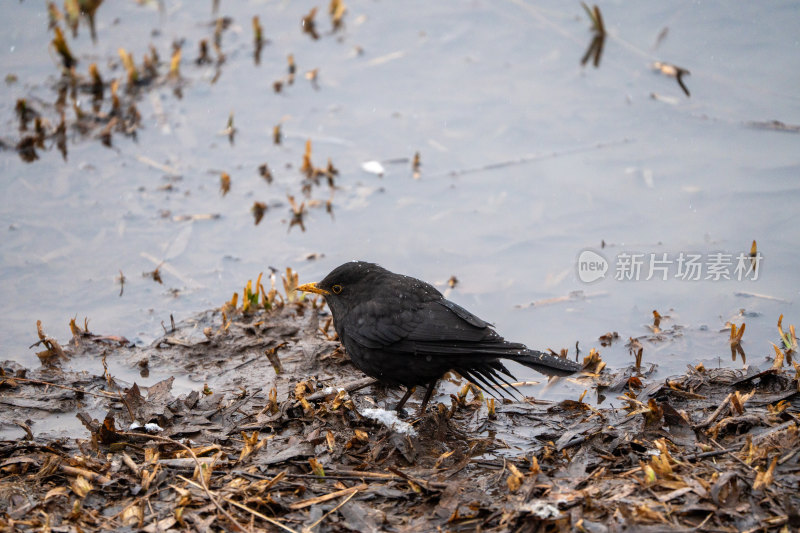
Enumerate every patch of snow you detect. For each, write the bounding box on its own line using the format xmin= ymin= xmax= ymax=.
xmin=521 ymin=500 xmax=561 ymax=519
xmin=129 ymin=421 xmax=163 ymax=433
xmin=361 ymin=407 xmax=417 ymax=436
xmin=361 ymin=161 xmax=385 ymax=176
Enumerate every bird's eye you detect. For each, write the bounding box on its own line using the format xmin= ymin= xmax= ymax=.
xmin=331 ymin=284 xmax=343 ymax=294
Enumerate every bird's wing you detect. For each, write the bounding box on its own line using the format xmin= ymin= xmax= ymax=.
xmin=343 ymin=298 xmax=424 ymax=349
xmin=346 ymin=297 xmax=502 ymax=350
xmin=437 ymin=299 xmax=490 ymax=328
xmin=343 ymin=296 xmax=579 ymax=381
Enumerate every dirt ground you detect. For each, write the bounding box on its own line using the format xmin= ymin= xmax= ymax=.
xmin=1 ymin=279 xmax=799 ymax=533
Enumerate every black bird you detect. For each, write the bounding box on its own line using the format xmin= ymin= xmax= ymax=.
xmin=296 ymin=261 xmax=581 ymax=414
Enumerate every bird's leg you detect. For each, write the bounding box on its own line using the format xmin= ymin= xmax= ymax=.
xmin=394 ymin=386 xmax=416 ymax=412
xmin=417 ymin=380 xmax=438 ymax=416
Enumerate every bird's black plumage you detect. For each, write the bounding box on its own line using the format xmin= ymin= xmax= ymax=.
xmin=297 ymin=261 xmax=581 ymax=413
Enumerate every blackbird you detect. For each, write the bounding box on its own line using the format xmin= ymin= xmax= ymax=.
xmin=296 ymin=261 xmax=581 ymax=414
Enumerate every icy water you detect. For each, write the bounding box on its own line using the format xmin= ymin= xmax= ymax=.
xmin=1 ymin=1 xmax=799 ymax=401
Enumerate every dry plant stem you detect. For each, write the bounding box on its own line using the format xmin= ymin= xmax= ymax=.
xmin=60 ymin=464 xmax=111 ymax=484
xmin=244 ymin=467 xmax=450 ymax=488
xmin=697 ymin=392 xmax=732 ymax=428
xmin=117 ymin=389 xmax=136 ymax=422
xmin=8 ymin=376 xmax=118 ymax=399
xmin=305 ymin=377 xmax=377 ymax=401
xmin=303 ymin=489 xmax=358 ymax=531
xmin=709 ymin=437 xmax=755 ymax=473
xmin=180 ymin=475 xmax=298 ymax=533
xmin=327 ymin=468 xmax=396 ymax=479
xmin=752 ymin=420 xmax=798 ymax=445
xmin=387 ymin=466 xmax=448 ymax=491
xmin=288 ymin=484 xmax=367 ymax=510
xmin=123 ymin=432 xmax=250 ymax=532
xmin=121 ymin=451 xmax=140 ymax=475
xmin=694 ymin=512 xmax=715 ymax=530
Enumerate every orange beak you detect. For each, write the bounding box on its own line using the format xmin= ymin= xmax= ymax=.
xmin=295 ymin=282 xmax=330 ymax=296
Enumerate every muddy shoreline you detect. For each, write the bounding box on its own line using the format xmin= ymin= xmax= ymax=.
xmin=1 ymin=288 xmax=799 ymax=532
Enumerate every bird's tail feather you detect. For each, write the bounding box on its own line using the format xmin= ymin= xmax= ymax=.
xmin=515 ymin=349 xmax=581 ymax=377
xmin=457 ymin=363 xmax=522 ymax=400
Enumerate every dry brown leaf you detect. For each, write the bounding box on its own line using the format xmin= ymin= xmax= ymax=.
xmin=238 ymin=431 xmax=264 ymax=462
xmin=309 ymin=457 xmax=325 ymax=477
xmin=753 ymin=456 xmax=778 ymax=491
xmin=220 ymin=172 xmax=231 ymax=195
xmin=506 ymin=463 xmax=524 ymax=492
xmin=44 ymin=486 xmax=70 ymax=501
xmin=528 ymin=456 xmax=540 ymax=475
xmin=634 ymin=503 xmax=667 ymax=523
xmin=121 ymin=503 xmax=143 ymax=527
xmin=70 ymin=475 xmax=93 ymax=498
xmin=772 ymin=343 xmax=785 ymax=369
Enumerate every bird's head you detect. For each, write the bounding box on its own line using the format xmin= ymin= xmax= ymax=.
xmin=295 ymin=261 xmax=386 ymax=316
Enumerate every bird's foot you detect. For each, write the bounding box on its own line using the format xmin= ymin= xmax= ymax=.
xmin=394 ymin=405 xmax=410 ymax=418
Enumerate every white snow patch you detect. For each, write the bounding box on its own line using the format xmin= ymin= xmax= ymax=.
xmin=129 ymin=421 xmax=163 ymax=433
xmin=361 ymin=408 xmax=417 ymax=436
xmin=520 ymin=500 xmax=561 ymax=519
xmin=361 ymin=161 xmax=385 ymax=176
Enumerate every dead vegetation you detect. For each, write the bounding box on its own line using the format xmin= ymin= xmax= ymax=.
xmin=2 ymin=273 xmax=799 ymax=532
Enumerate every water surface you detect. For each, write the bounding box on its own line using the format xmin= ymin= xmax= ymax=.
xmin=1 ymin=1 xmax=798 ymax=401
